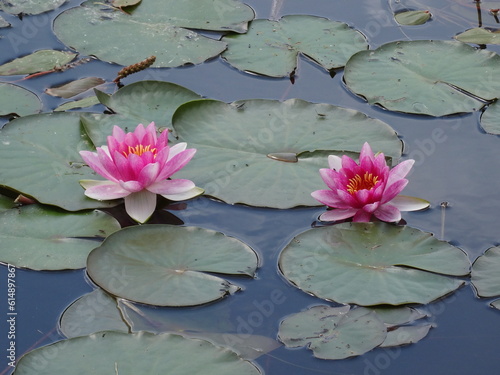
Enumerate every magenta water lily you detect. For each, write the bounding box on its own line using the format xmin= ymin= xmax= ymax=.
xmin=79 ymin=122 xmax=203 ymax=223
xmin=311 ymin=142 xmax=429 ymax=223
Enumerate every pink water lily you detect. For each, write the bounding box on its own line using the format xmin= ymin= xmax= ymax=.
xmin=311 ymin=142 xmax=429 ymax=223
xmin=79 ymin=122 xmax=202 ymax=223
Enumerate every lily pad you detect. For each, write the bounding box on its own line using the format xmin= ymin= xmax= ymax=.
xmin=394 ymin=10 xmax=431 ymax=25
xmin=0 ymin=50 xmax=76 ymax=76
xmin=279 ymin=222 xmax=470 ymax=305
xmin=455 ymin=27 xmax=500 ymax=45
xmin=80 ymin=80 xmax=201 ymax=145
xmin=0 ymin=205 xmax=120 ymax=270
xmin=86 ymin=225 xmax=258 ymax=306
xmin=53 ymin=0 xmax=253 ymax=68
xmin=491 ymin=299 xmax=500 ymax=310
xmin=45 ymin=77 xmax=105 ymax=98
xmin=0 ymin=82 xmax=41 ymax=116
xmin=54 ymin=96 xmax=101 ymax=112
xmin=480 ymin=101 xmax=500 ymax=134
xmin=344 ymin=40 xmax=500 ymax=116
xmin=59 ymin=288 xmax=129 ymax=338
xmin=0 ymin=194 xmax=15 ymax=211
xmin=381 ymin=324 xmax=432 ymax=347
xmin=278 ymin=305 xmax=387 ymax=360
xmin=0 ymin=112 xmax=119 ymax=211
xmin=0 ymin=0 xmax=66 ymax=15
xmin=222 ymin=15 xmax=368 ymax=77
xmin=13 ymin=331 xmax=262 ymax=375
xmin=471 ymin=246 xmax=500 ymax=298
xmin=171 ymin=98 xmax=401 ymax=208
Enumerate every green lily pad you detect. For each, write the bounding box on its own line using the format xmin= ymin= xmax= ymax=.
xmin=13 ymin=331 xmax=262 ymax=375
xmin=471 ymin=246 xmax=500 ymax=298
xmin=0 ymin=0 xmax=66 ymax=15
xmin=0 ymin=50 xmax=76 ymax=76
xmin=0 ymin=194 xmax=15 ymax=211
xmin=480 ymin=100 xmax=500 ymax=134
xmin=381 ymin=324 xmax=432 ymax=347
xmin=0 ymin=112 xmax=119 ymax=211
xmin=279 ymin=222 xmax=470 ymax=306
xmin=111 ymin=0 xmax=141 ymax=8
xmin=372 ymin=306 xmax=428 ymax=326
xmin=53 ymin=0 xmax=253 ymax=68
xmin=86 ymin=225 xmax=258 ymax=306
xmin=80 ymin=81 xmax=201 ymax=146
xmin=394 ymin=10 xmax=431 ymax=25
xmin=491 ymin=299 xmax=500 ymax=310
xmin=45 ymin=77 xmax=105 ymax=98
xmin=0 ymin=205 xmax=120 ymax=270
xmin=171 ymin=98 xmax=401 ymax=208
xmin=54 ymin=96 xmax=101 ymax=112
xmin=455 ymin=27 xmax=500 ymax=45
xmin=278 ymin=305 xmax=387 ymax=360
xmin=59 ymin=288 xmax=129 ymax=338
xmin=222 ymin=15 xmax=368 ymax=77
xmin=0 ymin=83 xmax=41 ymax=116
xmin=344 ymin=40 xmax=500 ymax=116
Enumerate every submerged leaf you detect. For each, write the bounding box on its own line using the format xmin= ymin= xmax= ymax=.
xmin=13 ymin=331 xmax=262 ymax=375
xmin=279 ymin=222 xmax=470 ymax=305
xmin=222 ymin=15 xmax=367 ymax=77
xmin=0 ymin=50 xmax=76 ymax=76
xmin=0 ymin=205 xmax=120 ymax=270
xmin=45 ymin=77 xmax=105 ymax=98
xmin=86 ymin=225 xmax=258 ymax=306
xmin=394 ymin=10 xmax=431 ymax=25
xmin=54 ymin=96 xmax=101 ymax=111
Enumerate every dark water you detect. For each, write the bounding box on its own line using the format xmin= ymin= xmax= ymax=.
xmin=2 ymin=0 xmax=500 ymax=374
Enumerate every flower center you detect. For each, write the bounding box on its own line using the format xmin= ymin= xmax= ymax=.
xmin=123 ymin=144 xmax=156 ymax=158
xmin=346 ymin=172 xmax=379 ymax=194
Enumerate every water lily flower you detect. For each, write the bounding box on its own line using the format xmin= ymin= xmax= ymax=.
xmin=311 ymin=142 xmax=429 ymax=223
xmin=79 ymin=122 xmax=202 ymax=223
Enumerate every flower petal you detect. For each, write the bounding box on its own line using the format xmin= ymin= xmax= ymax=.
xmin=147 ymin=178 xmax=195 ymax=195
xmin=381 ymin=178 xmax=408 ymax=204
xmin=120 ymin=180 xmax=143 ymax=192
xmin=112 ymin=125 xmax=126 ymax=142
xmin=168 ymin=142 xmax=188 ymax=159
xmin=80 ymin=150 xmax=118 ymax=182
xmin=319 ymin=168 xmax=340 ymax=190
xmin=319 ymin=208 xmax=358 ymax=221
xmin=374 ymin=203 xmax=402 ymax=222
xmin=328 ymin=155 xmax=342 ymax=171
xmin=138 ymin=163 xmax=160 ymax=187
xmin=389 ymin=195 xmax=430 ymax=212
xmin=352 ymin=209 xmax=372 ymax=222
xmin=386 ymin=159 xmax=414 ymax=187
xmin=311 ymin=189 xmax=350 ymax=209
xmin=124 ymin=190 xmax=157 ymax=223
xmin=162 ymin=186 xmax=204 ymax=201
xmin=156 ymin=148 xmax=197 ymax=181
xmin=82 ymin=181 xmax=130 ymax=200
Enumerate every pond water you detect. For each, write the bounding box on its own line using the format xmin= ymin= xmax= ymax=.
xmin=2 ymin=0 xmax=500 ymax=374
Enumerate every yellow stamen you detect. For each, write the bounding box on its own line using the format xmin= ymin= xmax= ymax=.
xmin=123 ymin=144 xmax=156 ymax=157
xmin=346 ymin=172 xmax=379 ymax=194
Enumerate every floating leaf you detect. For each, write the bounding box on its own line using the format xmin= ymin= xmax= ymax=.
xmin=53 ymin=0 xmax=254 ymax=68
xmin=491 ymin=299 xmax=500 ymax=310
xmin=54 ymin=96 xmax=101 ymax=112
xmin=471 ymin=246 xmax=500 ymax=298
xmin=372 ymin=306 xmax=428 ymax=326
xmin=80 ymin=81 xmax=201 ymax=145
xmin=380 ymin=325 xmax=432 ymax=347
xmin=111 ymin=0 xmax=141 ymax=8
xmin=0 ymin=50 xmax=76 ymax=76
xmin=171 ymin=98 xmax=401 ymax=208
xmin=0 ymin=205 xmax=119 ymax=270
xmin=0 ymin=0 xmax=66 ymax=15
xmin=0 ymin=83 xmax=41 ymax=116
xmin=45 ymin=77 xmax=105 ymax=98
xmin=13 ymin=331 xmax=262 ymax=375
xmin=87 ymin=225 xmax=258 ymax=306
xmin=480 ymin=100 xmax=500 ymax=134
xmin=278 ymin=305 xmax=387 ymax=360
xmin=394 ymin=10 xmax=431 ymax=25
xmin=455 ymin=27 xmax=500 ymax=45
xmin=0 ymin=112 xmax=118 ymax=211
xmin=279 ymin=222 xmax=470 ymax=306
xmin=222 ymin=15 xmax=368 ymax=77
xmin=0 ymin=194 xmax=15 ymax=211
xmin=344 ymin=40 xmax=500 ymax=116
xmin=59 ymin=288 xmax=129 ymax=338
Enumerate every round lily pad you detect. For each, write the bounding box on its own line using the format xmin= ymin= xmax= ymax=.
xmin=54 ymin=0 xmax=253 ymax=68
xmin=86 ymin=225 xmax=258 ymax=306
xmin=471 ymin=246 xmax=500 ymax=298
xmin=0 ymin=205 xmax=120 ymax=270
xmin=0 ymin=83 xmax=41 ymax=117
xmin=0 ymin=112 xmax=118 ymax=211
xmin=344 ymin=40 xmax=500 ymax=116
xmin=172 ymin=98 xmax=401 ymax=208
xmin=59 ymin=288 xmax=129 ymax=338
xmin=278 ymin=305 xmax=387 ymax=360
xmin=0 ymin=0 xmax=66 ymax=15
xmin=480 ymin=100 xmax=500 ymax=134
xmin=13 ymin=331 xmax=261 ymax=375
xmin=279 ymin=222 xmax=470 ymax=306
xmin=222 ymin=15 xmax=368 ymax=77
